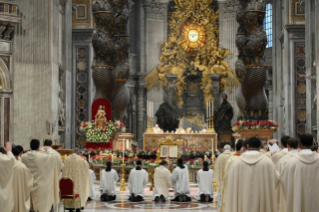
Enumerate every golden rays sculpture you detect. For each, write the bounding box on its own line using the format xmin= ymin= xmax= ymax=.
xmin=145 ymin=0 xmax=239 ymax=110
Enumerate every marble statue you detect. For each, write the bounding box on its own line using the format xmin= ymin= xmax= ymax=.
xmin=216 ymin=94 xmax=233 ymax=132
xmin=94 ymin=106 xmax=108 ymax=130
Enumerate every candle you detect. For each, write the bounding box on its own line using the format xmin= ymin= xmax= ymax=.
xmin=208 ymin=102 xmax=210 ymax=118
xmin=147 ymin=101 xmax=149 ymax=117
xmin=211 ymin=101 xmax=214 ymax=117
xmin=151 ymin=102 xmax=153 ymax=118
xmin=206 ymin=102 xmax=208 ymax=118
xmin=123 ymin=140 xmax=125 ymax=163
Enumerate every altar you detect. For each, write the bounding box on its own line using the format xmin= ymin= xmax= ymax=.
xmin=143 ymin=133 xmax=217 ymax=150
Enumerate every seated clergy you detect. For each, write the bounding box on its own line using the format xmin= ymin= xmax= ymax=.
xmin=153 ymin=160 xmax=172 ymax=202
xmin=197 ymin=161 xmax=214 ymax=202
xmin=128 ymin=160 xmax=149 ymax=202
xmin=12 ymin=147 xmax=34 ymax=212
xmin=21 ymin=139 xmax=57 ymax=212
xmin=100 ymin=161 xmax=119 ymax=201
xmin=62 ymin=149 xmax=90 ymax=210
xmin=171 ymin=158 xmax=191 ymax=202
xmin=0 ymin=142 xmax=15 ymax=212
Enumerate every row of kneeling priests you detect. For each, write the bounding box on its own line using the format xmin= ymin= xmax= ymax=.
xmin=100 ymin=158 xmax=214 ymax=203
xmin=215 ymin=134 xmax=319 ymax=212
xmin=0 ymin=139 xmax=95 ymax=212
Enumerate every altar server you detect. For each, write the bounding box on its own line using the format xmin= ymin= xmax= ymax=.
xmin=21 ymin=139 xmax=57 ymax=212
xmin=220 ymin=139 xmax=243 ymax=212
xmin=89 ymin=169 xmax=96 ymax=200
xmin=11 ymin=146 xmax=34 ymax=212
xmin=62 ymin=149 xmax=90 ymax=208
xmin=271 ymin=135 xmax=290 ymax=165
xmin=100 ymin=161 xmax=119 ymax=201
xmin=171 ymin=158 xmax=191 ymax=202
xmin=276 ymin=137 xmax=299 ymax=212
xmin=128 ymin=160 xmax=148 ymax=202
xmin=153 ymin=160 xmax=172 ymax=202
xmin=214 ymin=144 xmax=231 ymax=207
xmin=281 ymin=133 xmax=319 ymax=212
xmin=0 ymin=142 xmax=15 ymax=212
xmin=197 ymin=161 xmax=214 ymax=202
xmin=224 ymin=137 xmax=279 ymax=212
xmin=43 ymin=139 xmax=64 ymax=212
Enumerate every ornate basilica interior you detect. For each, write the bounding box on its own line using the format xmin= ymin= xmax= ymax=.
xmin=0 ymin=0 xmax=314 ymax=148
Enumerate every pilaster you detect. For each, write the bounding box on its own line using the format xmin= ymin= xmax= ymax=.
xmin=218 ymin=0 xmax=239 ymax=122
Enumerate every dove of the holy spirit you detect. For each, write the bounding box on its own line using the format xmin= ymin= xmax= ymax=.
xmin=188 ymin=30 xmax=199 ymax=42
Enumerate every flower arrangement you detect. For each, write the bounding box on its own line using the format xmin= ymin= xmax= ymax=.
xmin=233 ymin=120 xmax=279 ymax=131
xmin=180 ymin=147 xmax=213 ymax=157
xmin=80 ymin=120 xmax=124 ymax=143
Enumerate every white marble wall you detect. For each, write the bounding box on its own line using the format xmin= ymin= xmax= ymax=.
xmin=144 ymin=0 xmax=169 ymax=122
xmin=218 ymin=0 xmax=239 ymax=124
xmin=12 ymin=0 xmax=72 ymax=148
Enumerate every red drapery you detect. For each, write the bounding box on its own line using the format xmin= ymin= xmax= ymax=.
xmin=90 ymin=98 xmax=113 ymax=149
xmin=85 ymin=140 xmax=113 ymax=149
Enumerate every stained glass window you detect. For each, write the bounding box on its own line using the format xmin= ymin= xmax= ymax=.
xmin=181 ymin=20 xmax=206 ymax=54
xmin=264 ymin=3 xmax=272 ymax=48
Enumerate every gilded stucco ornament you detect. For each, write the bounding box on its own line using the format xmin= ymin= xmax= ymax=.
xmin=145 ymin=0 xmax=239 ymax=110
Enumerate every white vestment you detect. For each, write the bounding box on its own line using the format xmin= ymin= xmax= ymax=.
xmin=224 ymin=151 xmax=279 ymax=212
xmin=44 ymin=148 xmax=64 ymax=212
xmin=99 ymin=169 xmax=119 ymax=196
xmin=21 ymin=150 xmax=56 ymax=212
xmin=0 ymin=151 xmax=15 ymax=212
xmin=271 ymin=150 xmax=288 ymax=166
xmin=62 ymin=154 xmax=90 ymax=207
xmin=12 ymin=160 xmax=34 ymax=212
xmin=281 ymin=150 xmax=319 ymax=212
xmin=196 ymin=168 xmax=214 ymax=198
xmin=153 ymin=165 xmax=172 ymax=199
xmin=214 ymin=150 xmax=231 ymax=190
xmin=276 ymin=150 xmax=298 ymax=212
xmin=171 ymin=166 xmax=190 ymax=197
xmin=128 ymin=168 xmax=148 ymax=197
xmin=89 ymin=169 xmax=96 ymax=198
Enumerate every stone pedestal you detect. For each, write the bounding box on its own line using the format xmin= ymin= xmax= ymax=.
xmin=238 ymin=129 xmax=275 ymax=146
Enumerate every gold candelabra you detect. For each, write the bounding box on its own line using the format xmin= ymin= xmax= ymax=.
xmin=211 ymin=154 xmax=218 ymax=207
xmin=146 ymin=116 xmax=154 ymax=133
xmin=119 ymin=163 xmax=126 ymax=191
xmin=206 ymin=117 xmax=216 ymax=133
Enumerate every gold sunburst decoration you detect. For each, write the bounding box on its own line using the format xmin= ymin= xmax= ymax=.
xmin=181 ymin=20 xmax=206 ymax=53
xmin=145 ymin=0 xmax=239 ymax=109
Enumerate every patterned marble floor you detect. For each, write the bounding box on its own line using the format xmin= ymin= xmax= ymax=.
xmin=62 ymin=183 xmax=219 ymax=212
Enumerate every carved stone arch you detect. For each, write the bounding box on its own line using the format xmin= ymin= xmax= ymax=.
xmin=0 ymin=58 xmax=11 ymax=90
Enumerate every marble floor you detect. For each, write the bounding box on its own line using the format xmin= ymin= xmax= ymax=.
xmin=62 ymin=183 xmax=218 ymax=212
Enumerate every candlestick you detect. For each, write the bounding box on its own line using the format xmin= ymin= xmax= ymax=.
xmin=211 ymin=101 xmax=214 ymax=118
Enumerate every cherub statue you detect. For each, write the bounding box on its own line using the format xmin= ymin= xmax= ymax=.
xmin=94 ymin=105 xmax=108 ymax=130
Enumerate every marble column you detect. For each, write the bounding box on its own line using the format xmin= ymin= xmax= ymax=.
xmin=305 ymin=0 xmax=317 ymax=139
xmin=137 ymin=83 xmax=146 ymax=148
xmin=218 ymin=0 xmax=239 ymax=122
xmin=315 ymin=0 xmax=319 ymax=143
xmin=144 ymin=0 xmax=169 ymax=122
